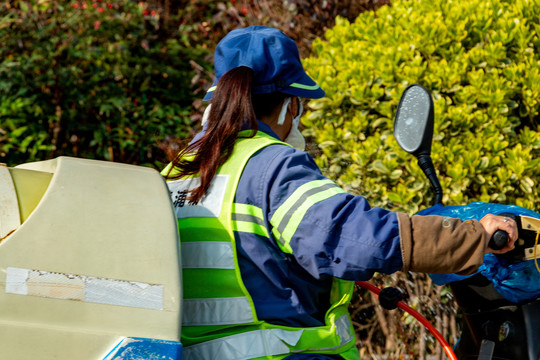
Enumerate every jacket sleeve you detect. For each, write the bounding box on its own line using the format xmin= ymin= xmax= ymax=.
xmin=397 ymin=213 xmax=487 ymax=275
xmin=256 ymin=145 xmax=487 ymax=281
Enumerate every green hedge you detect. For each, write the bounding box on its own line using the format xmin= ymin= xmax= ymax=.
xmin=0 ymin=1 xmax=208 ymax=168
xmin=303 ymin=0 xmax=540 ymax=213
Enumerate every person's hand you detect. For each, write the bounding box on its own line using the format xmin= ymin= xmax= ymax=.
xmin=479 ymin=214 xmax=518 ymax=254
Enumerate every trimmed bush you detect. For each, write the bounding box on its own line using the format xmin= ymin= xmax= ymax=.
xmin=303 ymin=0 xmax=540 ymax=213
xmin=0 ymin=1 xmax=208 ymax=168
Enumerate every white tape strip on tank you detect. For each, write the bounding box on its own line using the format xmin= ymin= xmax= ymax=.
xmin=5 ymin=267 xmax=164 ymax=310
xmin=0 ymin=164 xmax=21 ymax=239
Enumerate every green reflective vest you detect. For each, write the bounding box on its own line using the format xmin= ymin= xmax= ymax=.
xmin=164 ymin=131 xmax=359 ymax=360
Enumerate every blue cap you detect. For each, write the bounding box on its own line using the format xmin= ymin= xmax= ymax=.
xmin=203 ymin=26 xmax=325 ymax=101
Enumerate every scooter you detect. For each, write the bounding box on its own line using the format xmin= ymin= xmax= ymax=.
xmin=385 ymin=84 xmax=540 ymax=360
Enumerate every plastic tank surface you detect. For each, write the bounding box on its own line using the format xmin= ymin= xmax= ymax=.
xmin=0 ymin=157 xmax=183 ymax=359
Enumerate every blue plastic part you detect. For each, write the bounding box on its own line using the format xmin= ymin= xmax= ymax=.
xmin=481 ymin=253 xmax=540 ymax=303
xmin=420 ymin=202 xmax=540 ymax=303
xmin=103 ymin=337 xmax=182 ymax=360
xmin=417 ymin=201 xmax=540 ymax=219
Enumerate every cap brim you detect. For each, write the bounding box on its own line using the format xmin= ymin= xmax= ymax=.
xmin=203 ymin=81 xmax=218 ymax=101
xmin=278 ymin=73 xmax=325 ymax=99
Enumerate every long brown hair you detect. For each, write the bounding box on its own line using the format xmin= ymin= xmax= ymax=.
xmin=165 ymin=66 xmax=287 ymax=204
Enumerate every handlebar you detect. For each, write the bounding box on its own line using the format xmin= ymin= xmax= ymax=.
xmin=489 ymin=230 xmax=509 ymax=251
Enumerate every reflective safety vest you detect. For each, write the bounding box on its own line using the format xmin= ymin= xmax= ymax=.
xmin=165 ymin=131 xmax=359 ymax=360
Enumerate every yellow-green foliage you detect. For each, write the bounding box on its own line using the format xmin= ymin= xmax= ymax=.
xmin=303 ymin=0 xmax=540 ymax=213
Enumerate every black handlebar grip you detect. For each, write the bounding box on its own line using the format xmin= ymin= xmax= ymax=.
xmin=489 ymin=230 xmax=509 ymax=250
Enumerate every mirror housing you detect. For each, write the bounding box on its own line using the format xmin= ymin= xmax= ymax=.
xmin=394 ymin=84 xmax=442 ymax=205
xmin=393 ymin=84 xmax=434 ymax=157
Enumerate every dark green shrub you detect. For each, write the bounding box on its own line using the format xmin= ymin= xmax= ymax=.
xmin=0 ymin=0 xmax=208 ymax=167
xmin=303 ymin=0 xmax=540 ymax=213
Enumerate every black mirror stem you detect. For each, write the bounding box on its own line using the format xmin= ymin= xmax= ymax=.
xmin=417 ymin=155 xmax=443 ymax=205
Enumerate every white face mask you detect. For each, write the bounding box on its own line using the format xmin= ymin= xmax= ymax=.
xmin=277 ymin=97 xmax=305 ymax=151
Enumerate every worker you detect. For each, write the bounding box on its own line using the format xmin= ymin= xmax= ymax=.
xmin=162 ymin=26 xmax=517 ymax=360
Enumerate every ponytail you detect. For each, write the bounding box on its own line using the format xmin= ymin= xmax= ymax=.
xmin=165 ymin=66 xmax=258 ymax=204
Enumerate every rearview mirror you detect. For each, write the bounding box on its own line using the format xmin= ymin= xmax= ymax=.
xmin=394 ymin=84 xmax=442 ymax=205
xmin=393 ymin=84 xmax=434 ymax=157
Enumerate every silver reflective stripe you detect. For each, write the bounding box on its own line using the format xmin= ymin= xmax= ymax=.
xmin=181 ymin=241 xmax=235 ymax=269
xmin=183 ymin=297 xmax=254 ymax=326
xmin=274 ymin=182 xmax=337 ymax=238
xmin=232 ymin=203 xmax=270 ymax=237
xmin=231 ymin=213 xmax=270 ymax=238
xmin=231 ymin=213 xmax=265 ymax=226
xmin=336 ymin=314 xmax=354 ymax=346
xmin=183 ymin=314 xmax=353 ymax=359
xmin=183 ymin=328 xmax=302 ymax=360
xmin=270 ymin=179 xmax=344 ymax=253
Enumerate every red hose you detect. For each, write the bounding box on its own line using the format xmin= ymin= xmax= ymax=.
xmin=356 ymin=281 xmax=458 ymax=360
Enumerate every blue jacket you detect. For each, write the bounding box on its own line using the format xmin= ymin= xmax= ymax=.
xmin=224 ymin=122 xmax=403 ymax=329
